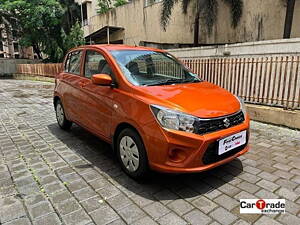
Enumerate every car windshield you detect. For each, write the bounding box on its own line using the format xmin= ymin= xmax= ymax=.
xmin=110 ymin=50 xmax=201 ymax=86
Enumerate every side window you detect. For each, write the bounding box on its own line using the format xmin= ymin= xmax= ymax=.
xmin=65 ymin=51 xmax=82 ymax=75
xmin=84 ymin=50 xmax=113 ymax=79
xmin=64 ymin=53 xmax=71 ymax=72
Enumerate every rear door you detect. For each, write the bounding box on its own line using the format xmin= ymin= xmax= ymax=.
xmin=76 ymin=50 xmax=115 ymax=139
xmin=59 ymin=50 xmax=85 ymax=121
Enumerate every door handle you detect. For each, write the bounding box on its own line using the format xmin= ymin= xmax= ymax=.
xmin=79 ymin=81 xmax=88 ymax=88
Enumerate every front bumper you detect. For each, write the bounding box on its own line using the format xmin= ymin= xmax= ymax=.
xmin=144 ymin=115 xmax=250 ymax=173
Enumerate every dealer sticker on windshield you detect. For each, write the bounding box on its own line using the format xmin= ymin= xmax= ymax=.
xmin=218 ymin=130 xmax=247 ymax=155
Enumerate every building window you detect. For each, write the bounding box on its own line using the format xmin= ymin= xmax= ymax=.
xmin=0 ymin=53 xmax=4 ymax=58
xmin=82 ymin=3 xmax=88 ymax=26
xmin=13 ymin=42 xmax=19 ymax=53
xmin=0 ymin=42 xmax=3 ymax=51
xmin=144 ymin=0 xmax=162 ymax=7
xmin=14 ymin=54 xmax=19 ymax=59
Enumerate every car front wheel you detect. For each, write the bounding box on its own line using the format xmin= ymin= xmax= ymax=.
xmin=55 ymin=100 xmax=72 ymax=130
xmin=116 ymin=128 xmax=148 ymax=179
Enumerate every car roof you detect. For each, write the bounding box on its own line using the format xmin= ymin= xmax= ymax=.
xmin=76 ymin=44 xmax=165 ymax=52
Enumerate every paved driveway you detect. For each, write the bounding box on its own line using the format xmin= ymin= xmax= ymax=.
xmin=0 ymin=79 xmax=299 ymax=225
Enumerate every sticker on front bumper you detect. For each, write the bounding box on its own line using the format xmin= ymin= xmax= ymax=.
xmin=218 ymin=130 xmax=247 ymax=155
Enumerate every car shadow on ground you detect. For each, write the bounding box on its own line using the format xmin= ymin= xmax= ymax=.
xmin=48 ymin=123 xmax=244 ymax=201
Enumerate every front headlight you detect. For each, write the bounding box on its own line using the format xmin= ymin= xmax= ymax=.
xmin=150 ymin=105 xmax=196 ymax=133
xmin=235 ymin=96 xmax=247 ymax=115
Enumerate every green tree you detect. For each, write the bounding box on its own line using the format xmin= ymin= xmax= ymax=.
xmin=59 ymin=0 xmax=81 ymax=33
xmin=97 ymin=0 xmax=112 ymax=14
xmin=1 ymin=0 xmax=84 ymax=62
xmin=161 ymin=0 xmax=243 ymax=46
xmin=62 ymin=22 xmax=85 ymax=52
xmin=97 ymin=0 xmax=127 ymax=14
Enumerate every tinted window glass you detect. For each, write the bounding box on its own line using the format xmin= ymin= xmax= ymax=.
xmin=84 ymin=50 xmax=113 ymax=79
xmin=67 ymin=51 xmax=82 ymax=75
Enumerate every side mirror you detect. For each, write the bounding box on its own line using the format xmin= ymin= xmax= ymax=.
xmin=92 ymin=74 xmax=113 ymax=86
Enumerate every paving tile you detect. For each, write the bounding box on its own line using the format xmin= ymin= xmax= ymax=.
xmin=67 ymin=180 xmax=89 ymax=193
xmin=275 ymin=179 xmax=298 ymax=190
xmin=118 ymin=204 xmax=146 ymax=224
xmin=254 ymin=215 xmax=282 ymax=225
xmin=106 ymin=193 xmax=133 ymax=210
xmin=275 ymin=187 xmax=299 ymax=201
xmin=62 ymin=209 xmax=92 ymax=225
xmin=28 ymin=201 xmax=54 ymax=219
xmin=89 ymin=204 xmax=120 ymax=225
xmin=231 ymin=206 xmax=260 ymax=224
xmin=81 ymin=196 xmax=106 ymax=213
xmin=131 ymin=216 xmax=158 ymax=225
xmin=73 ymin=187 xmax=97 ymax=202
xmin=50 ymin=190 xmax=73 ymax=204
xmin=153 ymin=189 xmax=179 ymax=205
xmin=192 ymin=196 xmax=218 ymax=213
xmin=214 ymin=194 xmax=239 ymax=210
xmin=256 ymin=179 xmax=280 ymax=192
xmin=209 ymin=207 xmax=238 ymax=225
xmin=167 ymin=199 xmax=194 ymax=216
xmin=107 ymin=218 xmax=127 ymax=225
xmin=33 ymin=213 xmax=61 ymax=225
xmin=56 ymin=198 xmax=81 ymax=215
xmin=183 ymin=209 xmax=212 ymax=225
xmin=277 ymin=213 xmax=300 ymax=225
xmin=157 ymin=212 xmax=188 ymax=225
xmin=97 ymin=185 xmax=121 ymax=199
xmin=237 ymin=181 xmax=261 ymax=194
xmin=143 ymin=202 xmax=170 ymax=220
xmin=3 ymin=217 xmax=31 ymax=225
xmin=255 ymin=189 xmax=279 ymax=199
xmin=131 ymin=192 xmax=155 ymax=207
xmin=0 ymin=202 xmax=27 ymax=223
xmin=273 ymin=163 xmax=292 ymax=172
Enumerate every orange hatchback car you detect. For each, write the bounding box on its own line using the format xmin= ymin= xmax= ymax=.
xmin=54 ymin=45 xmax=250 ymax=179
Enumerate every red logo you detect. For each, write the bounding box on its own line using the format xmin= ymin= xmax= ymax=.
xmin=256 ymin=199 xmax=266 ymax=209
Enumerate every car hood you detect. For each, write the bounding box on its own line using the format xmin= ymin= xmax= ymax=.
xmin=135 ymin=82 xmax=241 ymax=118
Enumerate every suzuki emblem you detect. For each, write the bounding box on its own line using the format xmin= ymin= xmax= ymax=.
xmin=223 ymin=118 xmax=231 ymax=128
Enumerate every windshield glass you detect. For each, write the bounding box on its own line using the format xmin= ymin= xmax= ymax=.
xmin=110 ymin=50 xmax=201 ymax=86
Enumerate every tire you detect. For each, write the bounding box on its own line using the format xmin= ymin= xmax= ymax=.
xmin=116 ymin=128 xmax=149 ymax=180
xmin=55 ymin=99 xmax=72 ymax=130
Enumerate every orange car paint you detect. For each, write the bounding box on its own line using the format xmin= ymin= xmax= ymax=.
xmin=54 ymin=45 xmax=250 ymax=173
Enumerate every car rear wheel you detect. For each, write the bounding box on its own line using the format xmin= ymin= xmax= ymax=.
xmin=55 ymin=100 xmax=72 ymax=130
xmin=116 ymin=128 xmax=148 ymax=179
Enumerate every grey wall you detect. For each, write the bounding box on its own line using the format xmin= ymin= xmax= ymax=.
xmin=0 ymin=59 xmax=40 ymax=76
xmin=168 ymin=38 xmax=300 ymax=59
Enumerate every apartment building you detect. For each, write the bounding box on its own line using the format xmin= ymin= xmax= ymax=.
xmin=78 ymin=0 xmax=300 ymax=48
xmin=77 ymin=0 xmax=195 ymax=48
xmin=0 ymin=26 xmax=35 ymax=59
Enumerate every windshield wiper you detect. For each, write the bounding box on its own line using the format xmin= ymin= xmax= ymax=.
xmin=144 ymin=78 xmax=186 ymax=86
xmin=181 ymin=77 xmax=202 ymax=83
xmin=141 ymin=76 xmax=202 ymax=86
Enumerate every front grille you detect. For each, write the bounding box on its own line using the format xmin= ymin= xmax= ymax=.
xmin=202 ymin=131 xmax=249 ymax=165
xmin=194 ymin=111 xmax=245 ymax=135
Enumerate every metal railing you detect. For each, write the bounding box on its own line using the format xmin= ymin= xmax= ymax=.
xmin=182 ymin=56 xmax=300 ymax=110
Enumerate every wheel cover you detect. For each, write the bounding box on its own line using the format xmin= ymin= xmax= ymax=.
xmin=119 ymin=136 xmax=140 ymax=172
xmin=56 ymin=103 xmax=64 ymax=126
